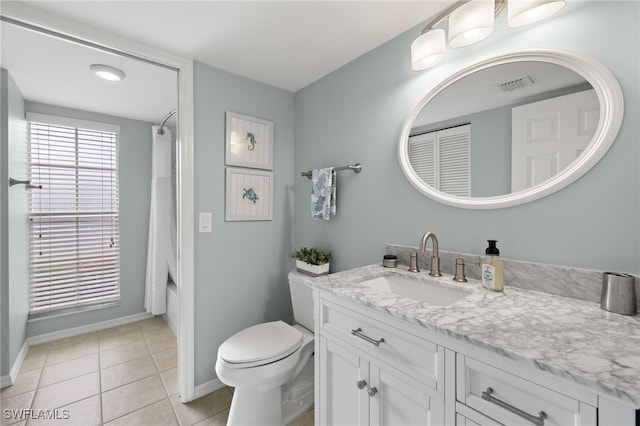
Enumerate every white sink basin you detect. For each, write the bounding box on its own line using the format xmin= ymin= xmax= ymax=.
xmin=358 ymin=275 xmax=470 ymax=306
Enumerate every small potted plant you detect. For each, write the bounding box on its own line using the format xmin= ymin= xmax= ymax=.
xmin=292 ymin=247 xmax=331 ymax=277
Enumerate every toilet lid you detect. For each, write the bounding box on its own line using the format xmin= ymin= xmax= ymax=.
xmin=218 ymin=320 xmax=303 ymax=365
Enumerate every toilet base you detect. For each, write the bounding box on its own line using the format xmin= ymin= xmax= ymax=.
xmin=282 ymin=354 xmax=314 ymax=423
xmin=226 ymin=352 xmax=314 ymax=426
xmin=228 ymin=385 xmax=283 ymax=426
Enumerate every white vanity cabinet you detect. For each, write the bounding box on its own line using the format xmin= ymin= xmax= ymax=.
xmin=312 ymin=283 xmax=638 ymax=426
xmin=315 ymin=294 xmax=446 ymax=425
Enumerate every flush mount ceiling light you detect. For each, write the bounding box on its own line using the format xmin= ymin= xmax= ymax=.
xmin=411 ymin=0 xmax=567 ymax=71
xmin=89 ymin=64 xmax=126 ymax=81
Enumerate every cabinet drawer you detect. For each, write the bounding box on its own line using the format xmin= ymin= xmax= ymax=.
xmin=456 ymin=402 xmax=503 ymax=426
xmin=457 ymin=355 xmax=596 ymax=426
xmin=320 ymin=298 xmax=441 ymax=390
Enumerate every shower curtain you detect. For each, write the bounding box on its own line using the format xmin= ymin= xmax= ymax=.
xmin=145 ymin=125 xmax=177 ymax=315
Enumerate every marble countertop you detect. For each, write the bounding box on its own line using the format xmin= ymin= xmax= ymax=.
xmin=293 ymin=264 xmax=640 ymax=407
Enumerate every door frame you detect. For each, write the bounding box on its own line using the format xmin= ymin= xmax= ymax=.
xmin=1 ymin=3 xmax=196 ymax=402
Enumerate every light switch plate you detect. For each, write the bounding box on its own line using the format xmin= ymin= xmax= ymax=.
xmin=199 ymin=212 xmax=212 ymax=232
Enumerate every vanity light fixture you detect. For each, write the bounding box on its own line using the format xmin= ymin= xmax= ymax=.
xmin=89 ymin=64 xmax=126 ymax=81
xmin=507 ymin=0 xmax=567 ymax=27
xmin=411 ymin=0 xmax=567 ymax=71
xmin=411 ymin=29 xmax=446 ymax=70
xmin=448 ymin=0 xmax=495 ymax=48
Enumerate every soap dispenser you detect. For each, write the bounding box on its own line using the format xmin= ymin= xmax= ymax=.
xmin=481 ymin=240 xmax=504 ymax=292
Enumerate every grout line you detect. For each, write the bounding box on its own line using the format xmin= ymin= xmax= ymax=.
xmin=98 ymin=330 xmax=104 ymax=426
xmin=143 ymin=318 xmax=182 ymax=425
xmin=27 ymin=342 xmax=50 ymax=422
xmin=140 ymin=319 xmax=181 ymax=425
xmin=102 ymin=319 xmax=179 ymax=425
xmin=13 ymin=318 xmax=185 ymax=426
xmin=102 ymin=385 xmax=173 ymax=425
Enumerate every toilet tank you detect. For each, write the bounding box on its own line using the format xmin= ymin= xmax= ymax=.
xmin=289 ymin=272 xmax=314 ymax=332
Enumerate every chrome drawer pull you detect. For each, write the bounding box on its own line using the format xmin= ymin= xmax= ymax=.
xmin=351 ymin=328 xmax=385 ymax=346
xmin=367 ymin=386 xmax=378 ymax=397
xmin=482 ymin=387 xmax=547 ymax=426
xmin=356 ymin=380 xmax=367 ymax=390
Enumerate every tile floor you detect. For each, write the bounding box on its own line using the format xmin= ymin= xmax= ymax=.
xmin=1 ymin=317 xmax=313 ymax=426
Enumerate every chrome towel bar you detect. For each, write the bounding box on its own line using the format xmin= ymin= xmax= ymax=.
xmin=300 ymin=163 xmax=362 ymax=179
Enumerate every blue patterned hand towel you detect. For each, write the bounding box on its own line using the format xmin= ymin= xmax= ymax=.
xmin=311 ymin=168 xmax=336 ymax=220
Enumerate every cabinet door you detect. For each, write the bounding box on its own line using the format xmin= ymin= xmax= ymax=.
xmin=369 ymin=365 xmax=445 ymax=426
xmin=318 ymin=336 xmax=369 ymax=426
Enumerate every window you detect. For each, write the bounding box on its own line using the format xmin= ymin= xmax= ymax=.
xmin=408 ymin=124 xmax=471 ymax=197
xmin=27 ymin=113 xmax=120 ymax=316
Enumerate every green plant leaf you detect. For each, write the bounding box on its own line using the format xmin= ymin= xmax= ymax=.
xmin=291 ymin=247 xmax=331 ymax=265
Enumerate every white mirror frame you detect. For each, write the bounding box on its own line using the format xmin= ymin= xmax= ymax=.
xmin=398 ymin=48 xmax=624 ymax=209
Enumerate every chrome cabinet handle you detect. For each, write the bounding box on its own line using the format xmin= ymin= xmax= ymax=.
xmin=351 ymin=328 xmax=385 ymax=347
xmin=367 ymin=387 xmax=378 ymax=397
xmin=356 ymin=380 xmax=367 ymax=390
xmin=482 ymin=387 xmax=547 ymax=426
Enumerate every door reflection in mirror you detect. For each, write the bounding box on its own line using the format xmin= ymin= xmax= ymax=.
xmin=408 ymin=61 xmax=594 ymax=198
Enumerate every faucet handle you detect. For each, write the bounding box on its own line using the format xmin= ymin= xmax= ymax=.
xmin=409 ymin=252 xmax=420 ymax=273
xmin=453 ymin=258 xmax=467 ymax=282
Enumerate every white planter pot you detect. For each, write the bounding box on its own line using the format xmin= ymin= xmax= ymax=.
xmin=296 ymin=260 xmax=330 ymax=277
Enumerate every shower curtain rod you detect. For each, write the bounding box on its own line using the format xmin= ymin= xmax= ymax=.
xmin=158 ymin=109 xmax=177 ymax=135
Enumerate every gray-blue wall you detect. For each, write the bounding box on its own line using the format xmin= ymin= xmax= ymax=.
xmin=293 ymin=1 xmax=639 ymax=274
xmin=1 ymin=69 xmax=29 ymax=376
xmin=192 ymin=62 xmax=295 ymax=385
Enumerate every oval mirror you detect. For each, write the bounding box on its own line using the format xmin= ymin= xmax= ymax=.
xmin=398 ymin=49 xmax=624 ymax=209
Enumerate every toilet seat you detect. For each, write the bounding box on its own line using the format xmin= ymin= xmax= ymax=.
xmin=218 ymin=320 xmax=303 ymax=368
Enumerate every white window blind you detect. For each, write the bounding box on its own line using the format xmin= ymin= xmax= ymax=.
xmin=408 ymin=131 xmax=436 ymax=188
xmin=408 ymin=124 xmax=470 ymax=197
xmin=27 ymin=113 xmax=121 ymax=316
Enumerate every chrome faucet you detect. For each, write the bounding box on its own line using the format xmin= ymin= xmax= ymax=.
xmin=419 ymin=232 xmax=442 ymax=277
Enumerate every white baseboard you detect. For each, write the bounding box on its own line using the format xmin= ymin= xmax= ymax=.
xmin=0 ymin=340 xmax=29 ymax=388
xmin=1 ymin=311 xmax=154 ymax=389
xmin=162 ymin=312 xmax=177 ymax=337
xmin=27 ymin=312 xmax=154 ymax=346
xmin=193 ymin=378 xmax=227 ymax=400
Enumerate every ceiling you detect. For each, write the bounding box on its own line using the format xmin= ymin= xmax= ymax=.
xmin=1 ymin=21 xmax=179 ymax=124
xmin=0 ymin=1 xmax=455 ymax=124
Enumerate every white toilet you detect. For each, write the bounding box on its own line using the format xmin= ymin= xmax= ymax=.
xmin=215 ymin=272 xmax=315 ymax=426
